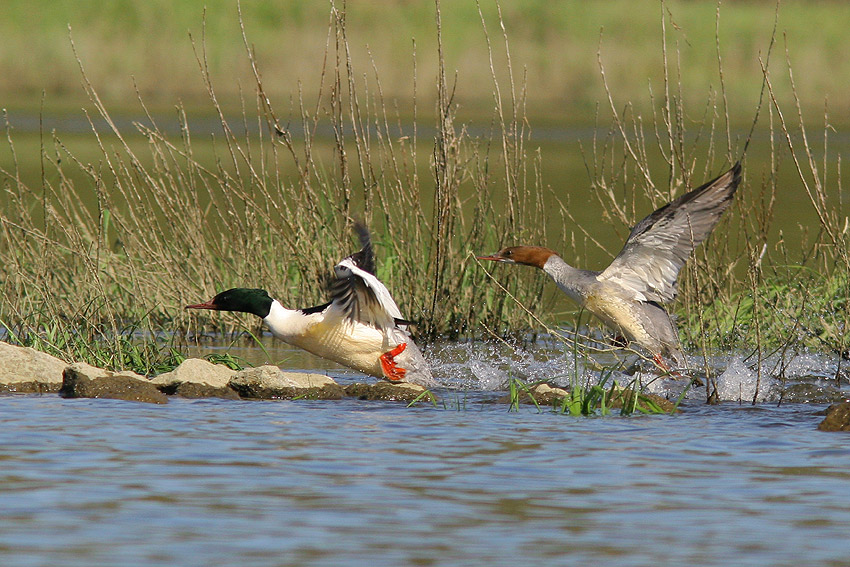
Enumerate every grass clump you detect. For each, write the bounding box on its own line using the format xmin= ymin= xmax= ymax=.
xmin=507 ymin=375 xmax=677 ymax=416
xmin=1 ymin=316 xmax=185 ymax=376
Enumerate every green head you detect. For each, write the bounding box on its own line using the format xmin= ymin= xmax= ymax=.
xmin=185 ymin=288 xmax=274 ymax=319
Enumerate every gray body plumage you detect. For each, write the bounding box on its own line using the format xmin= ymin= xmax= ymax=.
xmin=480 ymin=163 xmax=742 ymax=368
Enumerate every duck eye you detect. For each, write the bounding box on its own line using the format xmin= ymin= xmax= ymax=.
xmin=504 ymin=249 xmax=512 ymax=257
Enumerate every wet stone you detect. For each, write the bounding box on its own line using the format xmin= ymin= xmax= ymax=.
xmin=345 ymin=381 xmax=433 ymax=403
xmin=60 ymin=362 xmax=168 ymax=404
xmin=817 ymin=402 xmax=850 ymax=432
xmin=530 ymin=383 xmax=569 ymax=405
xmin=497 ymin=383 xmax=568 ymax=406
xmin=0 ymin=341 xmax=67 ymax=394
xmin=173 ymin=382 xmax=240 ymax=400
xmin=151 ymin=358 xmax=236 ymax=391
xmin=607 ymin=389 xmax=676 ymax=413
xmin=781 ymin=381 xmax=846 ymax=404
xmin=229 ymin=366 xmax=344 ymax=400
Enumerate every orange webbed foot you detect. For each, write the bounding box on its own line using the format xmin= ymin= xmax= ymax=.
xmin=380 ymin=343 xmax=408 ymax=381
xmin=653 ymin=353 xmax=683 ymax=379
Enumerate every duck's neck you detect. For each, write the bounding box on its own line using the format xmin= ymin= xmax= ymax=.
xmin=541 ymin=255 xmax=598 ymax=304
xmin=263 ymin=300 xmax=314 ymax=341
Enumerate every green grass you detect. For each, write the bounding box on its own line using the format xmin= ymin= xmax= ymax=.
xmin=507 ymin=375 xmax=680 ymax=416
xmin=0 ymin=310 xmax=248 ymax=376
xmin=683 ymin=265 xmax=850 ymax=355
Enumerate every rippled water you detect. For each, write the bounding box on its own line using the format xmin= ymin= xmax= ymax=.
xmin=2 ymin=343 xmax=849 ymax=566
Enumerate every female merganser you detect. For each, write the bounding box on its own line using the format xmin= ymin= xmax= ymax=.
xmin=479 ymin=163 xmax=742 ymax=370
xmin=186 ymin=225 xmax=436 ymax=387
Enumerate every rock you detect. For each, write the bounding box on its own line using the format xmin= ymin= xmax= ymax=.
xmin=781 ymin=381 xmax=845 ymax=404
xmin=817 ymin=402 xmax=850 ymax=432
xmin=151 ymin=358 xmax=238 ymax=398
xmin=0 ymin=341 xmax=68 ymax=393
xmin=607 ymin=389 xmax=676 ymax=413
xmin=497 ymin=382 xmax=570 ymax=406
xmin=60 ymin=362 xmax=168 ymax=404
xmin=229 ymin=366 xmax=344 ymax=400
xmin=530 ymin=383 xmax=569 ymax=405
xmin=173 ymin=381 xmax=241 ymax=400
xmin=345 ymin=381 xmax=433 ymax=403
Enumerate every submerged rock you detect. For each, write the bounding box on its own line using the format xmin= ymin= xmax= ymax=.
xmin=172 ymin=381 xmax=241 ymax=400
xmin=817 ymin=402 xmax=850 ymax=432
xmin=230 ymin=366 xmax=344 ymax=400
xmin=60 ymin=362 xmax=168 ymax=404
xmin=152 ymin=358 xmax=238 ymax=399
xmin=345 ymin=381 xmax=433 ymax=403
xmin=607 ymin=389 xmax=676 ymax=413
xmin=781 ymin=381 xmax=845 ymax=404
xmin=0 ymin=341 xmax=67 ymax=393
xmin=497 ymin=383 xmax=570 ymax=407
xmin=503 ymin=382 xmax=677 ymax=413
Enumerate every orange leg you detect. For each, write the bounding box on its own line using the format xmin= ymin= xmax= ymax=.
xmin=380 ymin=343 xmax=408 ymax=381
xmin=653 ymin=353 xmax=682 ymax=379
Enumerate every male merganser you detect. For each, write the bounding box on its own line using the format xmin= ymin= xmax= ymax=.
xmin=478 ymin=163 xmax=742 ymax=370
xmin=186 ymin=225 xmax=435 ymax=387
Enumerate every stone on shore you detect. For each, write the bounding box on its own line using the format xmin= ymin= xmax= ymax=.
xmin=229 ymin=366 xmax=344 ymax=400
xmin=345 ymin=380 xmax=432 ymax=403
xmin=530 ymin=383 xmax=570 ymax=405
xmin=498 ymin=383 xmax=569 ymax=406
xmin=151 ymin=358 xmax=239 ymax=399
xmin=817 ymin=402 xmax=850 ymax=432
xmin=0 ymin=341 xmax=68 ymax=393
xmin=60 ymin=362 xmax=168 ymax=404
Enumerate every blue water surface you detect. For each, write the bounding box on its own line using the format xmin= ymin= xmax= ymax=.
xmin=0 ymin=393 xmax=848 ymax=567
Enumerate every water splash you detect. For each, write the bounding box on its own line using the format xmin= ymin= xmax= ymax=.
xmin=426 ymin=341 xmax=577 ymax=391
xmin=714 ymin=356 xmax=777 ymax=403
xmin=426 ymin=340 xmax=848 ymax=404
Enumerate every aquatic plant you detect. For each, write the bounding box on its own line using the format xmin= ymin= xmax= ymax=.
xmin=506 ymin=373 xmax=677 ymax=416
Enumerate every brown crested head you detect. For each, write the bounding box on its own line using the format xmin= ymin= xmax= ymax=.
xmin=476 ymin=246 xmax=558 ymax=269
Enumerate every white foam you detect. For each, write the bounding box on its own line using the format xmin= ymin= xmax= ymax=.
xmin=425 ymin=340 xmax=844 ymax=401
xmin=713 ymin=356 xmax=777 ymax=402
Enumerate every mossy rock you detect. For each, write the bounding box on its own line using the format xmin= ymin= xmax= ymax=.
xmin=817 ymin=402 xmax=850 ymax=432
xmin=60 ymin=363 xmax=168 ymax=404
xmin=172 ymin=382 xmax=241 ymax=400
xmin=345 ymin=381 xmax=433 ymax=403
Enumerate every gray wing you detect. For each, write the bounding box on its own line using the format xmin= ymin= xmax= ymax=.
xmin=599 ymin=162 xmax=741 ymax=303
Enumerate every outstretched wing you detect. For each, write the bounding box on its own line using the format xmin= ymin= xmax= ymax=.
xmin=330 ymin=223 xmax=406 ymax=330
xmin=599 ymin=163 xmax=741 ymax=303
